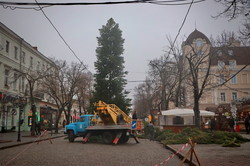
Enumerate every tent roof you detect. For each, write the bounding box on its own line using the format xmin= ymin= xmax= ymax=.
xmin=161 ymin=108 xmax=215 ymax=117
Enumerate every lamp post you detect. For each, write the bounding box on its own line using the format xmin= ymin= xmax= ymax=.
xmin=74 ymin=109 xmax=77 ymax=122
xmin=16 ymin=97 xmax=27 ymax=142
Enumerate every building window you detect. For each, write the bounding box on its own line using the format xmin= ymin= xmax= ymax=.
xmin=229 ymin=60 xmax=236 ymax=69
xmin=242 ymin=74 xmax=247 ymax=83
xmin=21 ymin=76 xmax=25 ymax=92
xmin=196 ymin=39 xmax=203 ymax=47
xmin=197 ymin=50 xmax=202 ymax=56
xmin=22 ymin=51 xmax=26 ymax=64
xmin=6 ymin=41 xmax=10 ymax=53
xmin=220 ymin=92 xmax=226 ymax=102
xmin=219 ymin=74 xmax=225 ymax=84
xmin=231 ymin=74 xmax=237 ymax=84
xmin=4 ymin=69 xmax=9 ymax=86
xmin=218 ymin=61 xmax=225 ymax=69
xmin=173 ymin=116 xmax=184 ymax=125
xmin=30 ymin=56 xmax=33 ymax=68
xmin=42 ymin=63 xmax=45 ymax=71
xmin=232 ymin=92 xmax=237 ymax=101
xmin=228 ymin=50 xmax=233 ymax=56
xmin=14 ymin=46 xmax=19 ymax=59
xmin=37 ymin=61 xmax=40 ymax=71
xmin=217 ymin=50 xmax=222 ymax=56
xmin=13 ymin=73 xmax=18 ymax=90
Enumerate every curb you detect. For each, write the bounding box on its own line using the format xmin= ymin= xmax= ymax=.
xmin=0 ymin=135 xmax=66 ymax=150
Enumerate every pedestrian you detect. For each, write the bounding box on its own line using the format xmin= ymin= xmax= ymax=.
xmin=228 ymin=117 xmax=235 ymax=132
xmin=35 ymin=121 xmax=41 ymax=135
xmin=245 ymin=115 xmax=250 ymax=134
xmin=210 ymin=117 xmax=216 ymax=131
xmin=148 ymin=121 xmax=155 ymax=141
xmin=132 ymin=111 xmax=137 ymax=119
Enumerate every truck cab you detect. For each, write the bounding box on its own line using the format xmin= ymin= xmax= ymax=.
xmin=65 ymin=115 xmax=95 ymax=142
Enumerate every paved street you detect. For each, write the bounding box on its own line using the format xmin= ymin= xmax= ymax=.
xmin=0 ymin=137 xmax=185 ymax=166
xmin=169 ymin=133 xmax=250 ymax=166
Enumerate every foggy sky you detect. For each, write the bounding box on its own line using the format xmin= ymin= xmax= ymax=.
xmin=0 ymin=0 xmax=243 ymax=100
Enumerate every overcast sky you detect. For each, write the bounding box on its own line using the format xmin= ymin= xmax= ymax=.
xmin=0 ymin=0 xmax=244 ymax=100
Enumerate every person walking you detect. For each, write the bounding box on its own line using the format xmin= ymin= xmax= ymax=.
xmin=148 ymin=121 xmax=155 ymax=141
xmin=35 ymin=121 xmax=41 ymax=135
xmin=210 ymin=117 xmax=216 ymax=131
xmin=228 ymin=117 xmax=235 ymax=132
xmin=245 ymin=115 xmax=250 ymax=134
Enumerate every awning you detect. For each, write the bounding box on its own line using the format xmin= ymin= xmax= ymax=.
xmin=161 ymin=108 xmax=215 ymax=117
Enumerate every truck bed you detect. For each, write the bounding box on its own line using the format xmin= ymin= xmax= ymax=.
xmin=86 ymin=124 xmax=131 ymax=131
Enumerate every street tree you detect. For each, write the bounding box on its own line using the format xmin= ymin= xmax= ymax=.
xmin=149 ymin=55 xmax=178 ymax=110
xmin=183 ymin=38 xmax=214 ymax=128
xmin=214 ymin=0 xmax=249 ymax=19
xmin=76 ymin=72 xmax=93 ymax=115
xmin=166 ymin=37 xmax=188 ymax=107
xmin=42 ymin=60 xmax=88 ymax=133
xmin=133 ymin=78 xmax=157 ymax=118
xmin=91 ymin=18 xmax=131 ymax=114
xmin=21 ymin=62 xmax=53 ymax=136
xmin=214 ymin=0 xmax=250 ymax=44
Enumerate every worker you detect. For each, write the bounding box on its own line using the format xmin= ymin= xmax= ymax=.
xmin=148 ymin=121 xmax=155 ymax=141
xmin=132 ymin=111 xmax=137 ymax=119
xmin=245 ymin=114 xmax=250 ymax=134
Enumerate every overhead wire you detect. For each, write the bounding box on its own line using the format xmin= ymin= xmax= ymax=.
xmin=34 ymin=0 xmax=90 ymax=72
xmin=0 ymin=0 xmax=204 ymax=84
xmin=128 ymin=0 xmax=196 ymax=86
xmin=148 ymin=0 xmax=204 ymax=6
xmin=0 ymin=0 xmax=205 ymax=10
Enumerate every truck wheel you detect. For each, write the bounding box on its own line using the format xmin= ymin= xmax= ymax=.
xmin=102 ymin=131 xmax=115 ymax=144
xmin=68 ymin=130 xmax=75 ymax=142
xmin=118 ymin=132 xmax=130 ymax=144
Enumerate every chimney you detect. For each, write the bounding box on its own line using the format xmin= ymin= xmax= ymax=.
xmin=229 ymin=37 xmax=241 ymax=47
xmin=33 ymin=46 xmax=38 ymax=51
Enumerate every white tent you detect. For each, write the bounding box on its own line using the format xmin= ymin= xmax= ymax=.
xmin=161 ymin=108 xmax=215 ymax=117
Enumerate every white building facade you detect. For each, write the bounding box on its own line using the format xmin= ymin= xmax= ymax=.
xmin=0 ymin=22 xmax=56 ymax=132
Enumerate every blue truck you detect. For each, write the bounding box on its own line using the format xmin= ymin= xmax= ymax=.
xmin=65 ymin=101 xmax=142 ymax=144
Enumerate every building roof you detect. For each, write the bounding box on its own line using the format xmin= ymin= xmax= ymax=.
xmin=210 ymin=46 xmax=250 ymax=66
xmin=0 ymin=22 xmax=52 ymax=63
xmin=161 ymin=108 xmax=215 ymax=117
xmin=185 ymin=29 xmax=211 ymax=45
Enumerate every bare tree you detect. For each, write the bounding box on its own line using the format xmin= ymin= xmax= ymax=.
xmin=75 ymin=72 xmax=93 ymax=115
xmin=184 ymin=40 xmax=213 ymax=128
xmin=133 ymin=78 xmax=157 ymax=118
xmin=211 ymin=31 xmax=239 ymax=47
xmin=214 ymin=0 xmax=250 ymax=45
xmin=214 ymin=0 xmax=249 ymax=19
xmin=149 ymin=55 xmax=179 ymax=110
xmin=22 ymin=64 xmax=53 ymax=136
xmin=166 ymin=37 xmax=188 ymax=107
xmin=42 ymin=60 xmax=88 ymax=133
xmin=239 ymin=20 xmax=250 ymax=45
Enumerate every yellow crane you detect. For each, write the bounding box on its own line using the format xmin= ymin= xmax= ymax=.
xmin=94 ymin=100 xmax=132 ymax=125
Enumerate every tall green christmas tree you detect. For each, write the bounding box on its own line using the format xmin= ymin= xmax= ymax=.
xmin=91 ymin=18 xmax=131 ymax=114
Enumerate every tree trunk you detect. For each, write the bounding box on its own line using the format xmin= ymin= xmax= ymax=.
xmin=30 ymin=83 xmax=36 ymax=136
xmin=193 ymin=97 xmax=200 ymax=128
xmin=54 ymin=116 xmax=59 ymax=134
xmin=161 ymin=88 xmax=167 ymax=110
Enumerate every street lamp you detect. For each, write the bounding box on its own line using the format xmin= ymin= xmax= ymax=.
xmin=16 ymin=97 xmax=27 ymax=142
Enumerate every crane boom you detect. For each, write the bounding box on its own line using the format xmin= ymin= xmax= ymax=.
xmin=94 ymin=100 xmax=132 ymax=124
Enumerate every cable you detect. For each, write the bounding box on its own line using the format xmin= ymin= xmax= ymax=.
xmin=0 ymin=0 xmax=205 ymax=10
xmin=149 ymin=0 xmax=204 ymax=6
xmin=34 ymin=0 xmax=90 ymax=72
xmin=209 ymin=61 xmax=250 ymax=89
xmin=166 ymin=0 xmax=194 ymax=57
